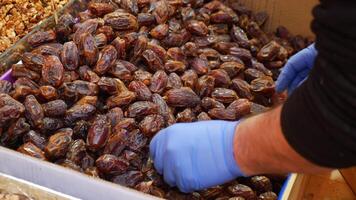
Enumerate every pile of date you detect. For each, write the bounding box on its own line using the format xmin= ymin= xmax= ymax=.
xmin=0 ymin=0 xmax=311 ymax=199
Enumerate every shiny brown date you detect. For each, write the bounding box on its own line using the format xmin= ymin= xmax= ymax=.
xmin=18 ymin=142 xmax=46 ymax=160
xmin=28 ymin=30 xmax=56 ymax=47
xmin=42 ymin=100 xmax=67 ymax=117
xmin=0 ymin=80 xmax=12 ymax=94
xmin=165 ymin=87 xmax=200 ymax=107
xmin=106 ymin=91 xmax=136 ymax=108
xmin=23 ymin=130 xmax=47 ymax=150
xmin=128 ymin=81 xmax=152 ymax=101
xmin=24 ymin=95 xmax=44 ymax=128
xmin=87 ymin=115 xmax=111 ymax=151
xmin=60 ymin=41 xmax=79 ymax=70
xmin=195 ymin=75 xmax=215 ymax=97
xmin=44 ymin=129 xmax=73 ymax=159
xmin=149 ymin=70 xmax=168 ymax=94
xmin=176 ymin=108 xmax=196 ymax=123
xmin=104 ymin=11 xmax=138 ymax=31
xmin=139 ymin=114 xmax=165 ymax=137
xmin=88 ymin=2 xmax=115 ymax=17
xmin=95 ymin=154 xmax=129 ymax=175
xmin=42 ymin=55 xmax=64 ymax=87
xmin=79 ymin=33 xmax=99 ymax=66
xmin=11 ymin=64 xmax=40 ymax=81
xmin=66 ymin=139 xmax=87 ymax=165
xmin=104 ymin=129 xmax=128 ymax=156
xmin=211 ymin=88 xmax=238 ymax=104
xmin=39 ymin=85 xmax=58 ymax=101
xmin=127 ymin=101 xmax=158 ymax=118
xmin=94 ymin=45 xmax=117 ymax=75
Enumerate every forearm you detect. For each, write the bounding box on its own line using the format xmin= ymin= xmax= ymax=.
xmin=233 ymin=105 xmax=331 ymax=176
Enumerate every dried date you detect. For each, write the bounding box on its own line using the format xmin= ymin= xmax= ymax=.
xmin=66 ymin=139 xmax=87 ymax=165
xmin=24 ymin=95 xmax=44 ymax=128
xmin=12 ymin=64 xmax=40 ymax=81
xmin=87 ymin=115 xmax=111 ymax=152
xmin=149 ymin=70 xmax=168 ymax=94
xmin=139 ymin=114 xmax=165 ymax=137
xmin=106 ymin=91 xmax=136 ymax=108
xmin=96 ymin=154 xmax=129 ymax=176
xmin=104 ymin=11 xmax=138 ymax=31
xmin=128 ymin=81 xmax=152 ymax=101
xmin=88 ymin=2 xmax=115 ymax=17
xmin=61 ymin=41 xmax=79 ymax=70
xmin=0 ymin=80 xmax=12 ymax=94
xmin=195 ymin=75 xmax=215 ymax=97
xmin=211 ymin=88 xmax=238 ymax=104
xmin=42 ymin=56 xmax=64 ymax=87
xmin=28 ymin=30 xmax=56 ymax=47
xmin=127 ymin=101 xmax=158 ymax=118
xmin=165 ymin=87 xmax=200 ymax=107
xmin=79 ymin=33 xmax=99 ymax=66
xmin=23 ymin=130 xmax=47 ymax=150
xmin=39 ymin=85 xmax=58 ymax=101
xmin=42 ymin=100 xmax=67 ymax=117
xmin=18 ymin=142 xmax=46 ymax=160
xmin=94 ymin=45 xmax=117 ymax=75
xmin=44 ymin=129 xmax=73 ymax=159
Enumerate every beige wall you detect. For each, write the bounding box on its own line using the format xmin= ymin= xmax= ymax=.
xmin=238 ymin=0 xmax=319 ymax=37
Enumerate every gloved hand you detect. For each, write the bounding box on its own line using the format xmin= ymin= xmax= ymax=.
xmin=149 ymin=120 xmax=244 ymax=193
xmin=276 ymin=44 xmax=317 ymax=95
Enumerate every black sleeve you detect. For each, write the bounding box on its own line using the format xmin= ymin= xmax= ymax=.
xmin=281 ymin=0 xmax=356 ymax=168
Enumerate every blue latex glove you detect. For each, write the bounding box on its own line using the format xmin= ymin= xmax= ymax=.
xmin=149 ymin=120 xmax=244 ymax=193
xmin=276 ymin=44 xmax=317 ymax=95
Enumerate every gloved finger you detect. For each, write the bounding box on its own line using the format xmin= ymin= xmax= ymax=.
xmin=149 ymin=130 xmax=167 ymax=174
xmin=288 ymin=69 xmax=310 ymax=95
xmin=276 ymin=44 xmax=316 ymax=92
xmin=163 ymin=154 xmax=177 ymax=187
xmin=174 ymin=150 xmax=197 ymax=193
xmin=275 ymin=61 xmax=298 ymax=92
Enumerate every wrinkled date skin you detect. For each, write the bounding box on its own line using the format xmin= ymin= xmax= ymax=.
xmin=61 ymin=41 xmax=79 ymax=70
xmin=42 ymin=55 xmax=64 ymax=87
xmin=44 ymin=129 xmax=73 ymax=159
xmin=139 ymin=114 xmax=165 ymax=137
xmin=149 ymin=70 xmax=168 ymax=94
xmin=103 ymin=129 xmax=129 ymax=156
xmin=23 ymin=130 xmax=47 ymax=150
xmin=0 ymin=80 xmax=13 ymax=94
xmin=87 ymin=115 xmax=111 ymax=152
xmin=104 ymin=11 xmax=138 ymax=31
xmin=0 ymin=94 xmax=25 ymax=127
xmin=96 ymin=154 xmax=129 ymax=176
xmin=80 ymin=33 xmax=99 ymax=66
xmin=65 ymin=103 xmax=96 ymax=125
xmin=27 ymin=30 xmax=56 ymax=47
xmin=211 ymin=88 xmax=238 ymax=104
xmin=18 ymin=142 xmax=46 ymax=160
xmin=66 ymin=139 xmax=87 ymax=165
xmin=128 ymin=81 xmax=152 ymax=101
xmin=127 ymin=101 xmax=158 ymax=118
xmin=165 ymin=87 xmax=200 ymax=108
xmin=24 ymin=95 xmax=44 ymax=128
xmin=1 ymin=118 xmax=30 ymax=146
xmin=42 ymin=100 xmax=67 ymax=117
xmin=94 ymin=45 xmax=117 ymax=75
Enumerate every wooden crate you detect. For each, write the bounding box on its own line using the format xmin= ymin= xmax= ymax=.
xmin=281 ymin=172 xmax=355 ymax=200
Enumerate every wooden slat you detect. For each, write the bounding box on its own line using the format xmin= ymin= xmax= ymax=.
xmin=284 ymin=171 xmax=356 ymax=200
xmin=340 ymin=168 xmax=356 ymax=196
xmin=238 ymin=0 xmax=318 ymax=36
